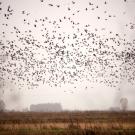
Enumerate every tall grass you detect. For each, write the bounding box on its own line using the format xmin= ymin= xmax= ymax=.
xmin=0 ymin=111 xmax=135 ymax=135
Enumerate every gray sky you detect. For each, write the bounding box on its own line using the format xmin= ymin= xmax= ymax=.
xmin=0 ymin=0 xmax=135 ymax=111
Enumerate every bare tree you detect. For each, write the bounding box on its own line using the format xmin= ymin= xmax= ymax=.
xmin=120 ymin=98 xmax=128 ymax=111
xmin=0 ymin=100 xmax=5 ymax=112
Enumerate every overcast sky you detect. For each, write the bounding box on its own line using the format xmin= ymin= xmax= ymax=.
xmin=0 ymin=0 xmax=135 ymax=111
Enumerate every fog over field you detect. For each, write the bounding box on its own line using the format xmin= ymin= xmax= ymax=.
xmin=0 ymin=0 xmax=135 ymax=111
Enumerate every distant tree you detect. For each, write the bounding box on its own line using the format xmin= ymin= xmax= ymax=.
xmin=0 ymin=100 xmax=5 ymax=112
xmin=120 ymin=98 xmax=128 ymax=111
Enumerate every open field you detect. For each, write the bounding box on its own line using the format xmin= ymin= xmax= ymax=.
xmin=0 ymin=111 xmax=135 ymax=135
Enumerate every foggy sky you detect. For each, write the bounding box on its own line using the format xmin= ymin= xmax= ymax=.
xmin=0 ymin=0 xmax=135 ymax=111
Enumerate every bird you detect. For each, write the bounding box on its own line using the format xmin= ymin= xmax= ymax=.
xmin=56 ymin=5 xmax=60 ymax=8
xmin=48 ymin=4 xmax=53 ymax=7
xmin=72 ymin=1 xmax=75 ymax=4
xmin=0 ymin=0 xmax=135 ymax=91
xmin=7 ymin=5 xmax=13 ymax=12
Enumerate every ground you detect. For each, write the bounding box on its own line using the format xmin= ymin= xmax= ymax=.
xmin=0 ymin=111 xmax=135 ymax=135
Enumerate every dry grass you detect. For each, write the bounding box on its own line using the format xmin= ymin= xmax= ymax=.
xmin=0 ymin=111 xmax=135 ymax=135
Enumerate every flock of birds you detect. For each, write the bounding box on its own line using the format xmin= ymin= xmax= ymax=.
xmin=0 ymin=0 xmax=135 ymax=91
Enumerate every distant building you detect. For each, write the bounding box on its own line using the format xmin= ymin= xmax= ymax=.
xmin=109 ymin=107 xmax=120 ymax=111
xmin=22 ymin=107 xmax=29 ymax=112
xmin=30 ymin=103 xmax=62 ymax=112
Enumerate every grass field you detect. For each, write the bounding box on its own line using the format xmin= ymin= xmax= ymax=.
xmin=0 ymin=111 xmax=135 ymax=135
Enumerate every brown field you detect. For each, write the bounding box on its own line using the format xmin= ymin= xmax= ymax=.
xmin=0 ymin=111 xmax=135 ymax=135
